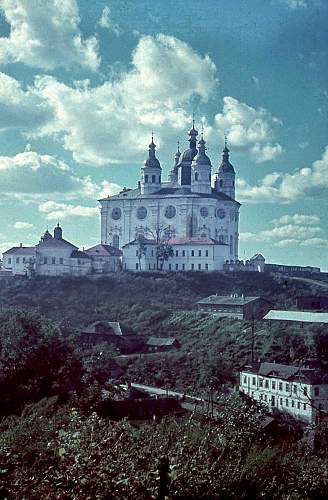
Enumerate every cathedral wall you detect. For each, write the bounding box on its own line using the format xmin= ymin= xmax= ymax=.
xmin=100 ymin=194 xmax=239 ymax=260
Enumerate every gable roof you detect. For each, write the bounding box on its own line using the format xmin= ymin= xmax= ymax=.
xmin=198 ymin=295 xmax=268 ymax=306
xmin=146 ymin=337 xmax=180 ymax=347
xmin=2 ymin=246 xmax=36 ymax=255
xmin=250 ymin=253 xmax=265 ymax=261
xmin=242 ymin=362 xmax=327 ymax=384
xmin=70 ymin=250 xmax=91 ymax=259
xmin=36 ymin=237 xmax=78 ymax=250
xmin=264 ymin=310 xmax=328 ymax=323
xmin=82 ymin=321 xmax=123 ymax=336
xmin=85 ymin=244 xmax=122 ymax=257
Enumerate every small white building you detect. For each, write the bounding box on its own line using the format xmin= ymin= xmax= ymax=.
xmin=122 ymin=236 xmax=230 ymax=272
xmin=85 ymin=244 xmax=122 ymax=273
xmin=239 ymin=362 xmax=328 ymax=425
xmin=2 ymin=245 xmax=36 ymax=276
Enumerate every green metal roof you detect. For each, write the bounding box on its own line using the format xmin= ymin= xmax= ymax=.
xmin=264 ymin=310 xmax=328 ymax=323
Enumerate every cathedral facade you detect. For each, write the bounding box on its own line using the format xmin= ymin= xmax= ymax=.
xmin=99 ymin=123 xmax=240 ymax=271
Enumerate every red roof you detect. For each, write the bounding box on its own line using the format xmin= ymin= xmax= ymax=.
xmin=168 ymin=237 xmax=220 ymax=245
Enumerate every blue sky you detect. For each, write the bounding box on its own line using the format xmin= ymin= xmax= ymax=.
xmin=0 ymin=0 xmax=327 ymax=268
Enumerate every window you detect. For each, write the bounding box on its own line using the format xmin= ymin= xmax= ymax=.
xmin=292 ymin=400 xmax=295 ymax=408
xmin=252 ymin=377 xmax=256 ymax=386
xmin=59 ymin=258 xmax=63 ymax=265
xmin=260 ymin=394 xmax=263 ymax=400
xmin=264 ymin=395 xmax=267 ymax=402
xmin=145 ymin=174 xmax=148 ymax=183
xmin=137 ymin=206 xmax=147 ymax=220
xmin=279 ymin=382 xmax=283 ymax=391
xmin=303 ymin=403 xmax=307 ymax=410
xmin=285 ymin=399 xmax=289 ymax=407
xmin=165 ymin=205 xmax=176 ymax=219
xmin=16 ymin=257 xmax=20 ymax=263
xmin=198 ymin=263 xmax=201 ymax=270
xmin=169 ymin=264 xmax=172 ymax=271
xmin=182 ymin=264 xmax=185 ymax=271
xmin=297 ymin=402 xmax=300 ymax=409
xmin=175 ymin=250 xmax=178 ymax=257
xmin=219 ymin=179 xmax=223 ymax=187
xmin=293 ymin=385 xmax=297 ymax=394
xmin=113 ymin=234 xmax=120 ymax=248
xmin=111 ymin=207 xmax=122 ymax=220
xmin=77 ymin=259 xmax=81 ymax=265
xmin=280 ymin=398 xmax=283 ymax=405
xmin=243 ymin=376 xmax=247 ymax=384
xmin=265 ymin=380 xmax=269 ymax=389
xmin=149 ymin=264 xmax=151 ymax=270
xmin=8 ymin=258 xmax=11 ymax=264
xmin=314 ymin=387 xmax=320 ymax=397
xmin=205 ymin=264 xmax=208 ymax=270
xmin=198 ymin=250 xmax=201 ymax=257
xmin=44 ymin=257 xmax=47 ymax=264
xmin=285 ymin=383 xmax=290 ymax=392
xmin=272 ymin=381 xmax=276 ymax=390
xmin=175 ymin=264 xmax=178 ymax=271
xmin=182 ymin=250 xmax=185 ymax=257
xmin=136 ymin=250 xmax=138 ymax=257
xmin=151 ymin=250 xmax=154 ymax=257
xmin=205 ymin=250 xmax=209 ymax=257
xmin=52 ymin=257 xmax=56 ymax=264
xmin=259 ymin=379 xmax=263 ymax=388
xmin=191 ymin=250 xmax=194 ymax=257
xmin=152 ymin=175 xmax=156 ymax=183
xmin=136 ymin=263 xmax=139 ymax=270
xmin=195 ymin=172 xmax=199 ymax=181
xmin=191 ymin=264 xmax=194 ymax=270
xmin=23 ymin=257 xmax=26 ymax=263
xmin=218 ymin=235 xmax=224 ymax=244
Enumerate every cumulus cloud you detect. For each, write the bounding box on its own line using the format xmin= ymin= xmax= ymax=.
xmin=0 ymin=0 xmax=100 ymax=70
xmin=210 ymin=97 xmax=283 ymax=163
xmin=237 ymin=146 xmax=328 ymax=203
xmin=241 ymin=214 xmax=327 ymax=249
xmin=98 ymin=6 xmax=120 ymax=35
xmin=12 ymin=221 xmax=34 ymax=229
xmin=0 ymin=72 xmax=52 ymax=132
xmin=276 ymin=0 xmax=308 ymax=8
xmin=0 ymin=149 xmax=97 ymax=199
xmin=33 ymin=34 xmax=217 ymax=165
xmin=39 ymin=201 xmax=99 ymax=220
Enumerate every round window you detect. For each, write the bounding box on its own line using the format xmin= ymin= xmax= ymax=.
xmin=111 ymin=207 xmax=122 ymax=220
xmin=137 ymin=206 xmax=147 ymax=220
xmin=165 ymin=205 xmax=176 ymax=219
xmin=216 ymin=208 xmax=226 ymax=219
xmin=200 ymin=206 xmax=209 ymax=218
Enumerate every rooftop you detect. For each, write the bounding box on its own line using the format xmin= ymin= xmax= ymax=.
xmin=198 ymin=295 xmax=266 ymax=306
xmin=146 ymin=337 xmax=179 ymax=347
xmin=264 ymin=310 xmax=328 ymax=323
xmin=82 ymin=321 xmax=123 ymax=336
xmin=85 ymin=244 xmax=122 ymax=257
xmin=3 ymin=246 xmax=36 ymax=255
xmin=242 ymin=362 xmax=328 ymax=385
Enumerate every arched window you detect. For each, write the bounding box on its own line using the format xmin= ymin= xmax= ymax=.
xmin=152 ymin=175 xmax=156 ymax=183
xmin=195 ymin=172 xmax=199 ymax=181
xmin=219 ymin=179 xmax=223 ymax=187
xmin=113 ymin=234 xmax=119 ymax=248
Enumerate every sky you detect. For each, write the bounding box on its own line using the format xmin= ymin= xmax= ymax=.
xmin=0 ymin=0 xmax=327 ymax=269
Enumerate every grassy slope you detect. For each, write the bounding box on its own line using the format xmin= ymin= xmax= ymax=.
xmin=0 ymin=271 xmax=326 ymax=391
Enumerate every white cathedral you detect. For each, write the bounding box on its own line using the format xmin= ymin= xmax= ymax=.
xmin=99 ymin=122 xmax=241 ymax=272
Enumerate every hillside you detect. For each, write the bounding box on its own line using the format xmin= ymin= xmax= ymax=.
xmin=1 ymin=271 xmax=327 ymax=392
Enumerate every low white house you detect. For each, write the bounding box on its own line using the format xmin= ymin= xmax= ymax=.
xmin=2 ymin=245 xmax=36 ymax=275
xmin=85 ymin=244 xmax=122 ymax=273
xmin=122 ymin=236 xmax=230 ymax=272
xmin=239 ymin=362 xmax=328 ymax=425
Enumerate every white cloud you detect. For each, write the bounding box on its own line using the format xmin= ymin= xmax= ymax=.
xmin=0 ymin=72 xmax=52 ymax=132
xmin=0 ymin=149 xmax=97 ymax=199
xmin=272 ymin=214 xmax=320 ymax=225
xmin=98 ymin=6 xmax=120 ymax=35
xmin=241 ymin=215 xmax=326 ymax=249
xmin=34 ymin=34 xmax=217 ymax=165
xmin=12 ymin=221 xmax=34 ymax=229
xmin=276 ymin=0 xmax=308 ymax=8
xmin=39 ymin=201 xmax=99 ymax=220
xmin=237 ymin=146 xmax=328 ymax=203
xmin=0 ymin=0 xmax=100 ymax=70
xmin=210 ymin=97 xmax=283 ymax=163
